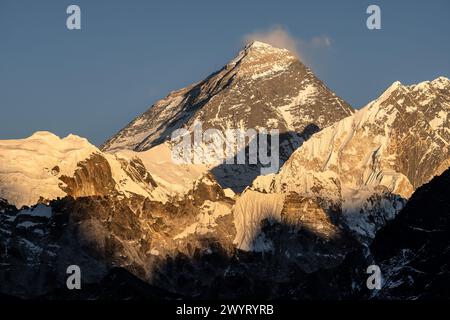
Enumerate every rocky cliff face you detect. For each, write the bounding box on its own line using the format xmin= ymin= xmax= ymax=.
xmin=0 ymin=173 xmax=235 ymax=298
xmin=12 ymin=161 xmax=447 ymax=301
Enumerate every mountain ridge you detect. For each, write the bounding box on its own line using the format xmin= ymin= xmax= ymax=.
xmin=242 ymin=75 xmax=450 ymax=242
xmin=0 ymin=38 xmax=449 ymax=300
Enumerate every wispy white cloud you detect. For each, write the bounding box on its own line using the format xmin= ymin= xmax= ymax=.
xmin=242 ymin=25 xmax=332 ymax=60
xmin=310 ymin=35 xmax=332 ymax=48
xmin=243 ymin=25 xmax=300 ymax=56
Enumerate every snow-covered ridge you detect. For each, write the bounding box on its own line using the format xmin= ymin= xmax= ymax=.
xmin=247 ymin=77 xmax=450 ymax=239
xmin=0 ymin=132 xmax=98 ymax=207
xmin=273 ymin=76 xmax=450 ymax=192
xmin=0 ymin=132 xmax=176 ymax=208
xmin=115 ymin=142 xmax=208 ymax=197
xmin=0 ymin=131 xmax=222 ymax=208
xmin=408 ymin=76 xmax=450 ymax=91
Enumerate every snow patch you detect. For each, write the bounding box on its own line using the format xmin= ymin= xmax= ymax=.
xmin=233 ymin=190 xmax=285 ymax=251
xmin=18 ymin=204 xmax=52 ymax=218
xmin=0 ymin=132 xmax=97 ymax=208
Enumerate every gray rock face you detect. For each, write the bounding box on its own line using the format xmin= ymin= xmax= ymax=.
xmin=377 ymin=78 xmax=450 ymax=188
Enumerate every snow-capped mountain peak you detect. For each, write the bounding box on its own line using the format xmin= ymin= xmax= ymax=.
xmin=245 ymin=40 xmax=280 ymax=49
xmin=101 ymin=41 xmax=353 ymax=191
xmin=233 ymin=41 xmax=296 ymax=80
xmin=241 ymin=40 xmax=292 ymax=56
xmin=375 ymin=76 xmax=450 ymax=109
xmin=410 ymin=75 xmax=450 ymax=91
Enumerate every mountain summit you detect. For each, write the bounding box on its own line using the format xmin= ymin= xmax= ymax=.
xmin=101 ymin=41 xmax=353 ymax=191
xmin=102 ymin=41 xmax=353 ymax=153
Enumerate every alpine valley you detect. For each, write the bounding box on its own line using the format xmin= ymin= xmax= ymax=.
xmin=0 ymin=42 xmax=449 ymax=300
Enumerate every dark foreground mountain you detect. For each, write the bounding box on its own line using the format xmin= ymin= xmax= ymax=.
xmin=39 ymin=267 xmax=182 ymax=300
xmin=369 ymin=166 xmax=450 ymax=299
xmin=291 ymin=166 xmax=450 ymax=300
xmin=14 ymin=166 xmax=449 ymax=300
xmin=129 ymin=165 xmax=450 ymax=300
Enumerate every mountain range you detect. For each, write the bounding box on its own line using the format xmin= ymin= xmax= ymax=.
xmin=0 ymin=41 xmax=449 ymax=300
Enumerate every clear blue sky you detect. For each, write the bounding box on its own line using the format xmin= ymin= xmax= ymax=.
xmin=1 ymin=0 xmax=449 ymax=145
